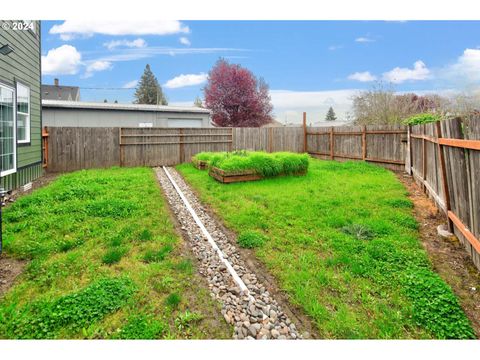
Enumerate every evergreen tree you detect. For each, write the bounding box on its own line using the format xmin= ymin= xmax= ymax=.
xmin=325 ymin=106 xmax=337 ymax=121
xmin=134 ymin=64 xmax=168 ymax=105
xmin=194 ymin=96 xmax=203 ymax=108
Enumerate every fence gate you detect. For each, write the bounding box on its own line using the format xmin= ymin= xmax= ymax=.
xmin=119 ymin=127 xmax=233 ymax=167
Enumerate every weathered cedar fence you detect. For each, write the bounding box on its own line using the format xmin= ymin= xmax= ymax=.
xmin=44 ymin=126 xmax=305 ymax=172
xmin=302 ymin=114 xmax=407 ymax=171
xmin=44 ymin=123 xmax=402 ymax=172
xmin=408 ymin=116 xmax=480 ymax=269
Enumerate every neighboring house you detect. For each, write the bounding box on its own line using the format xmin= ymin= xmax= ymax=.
xmin=41 ymin=78 xmax=80 ymax=101
xmin=42 ymin=100 xmax=212 ymax=128
xmin=0 ymin=20 xmax=43 ymax=192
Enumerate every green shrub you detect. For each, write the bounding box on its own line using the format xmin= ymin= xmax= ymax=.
xmin=142 ymin=245 xmax=173 ymax=263
xmin=237 ymin=231 xmax=268 ymax=248
xmin=403 ymin=113 xmax=441 ymax=126
xmin=1 ymin=277 xmax=134 ymax=339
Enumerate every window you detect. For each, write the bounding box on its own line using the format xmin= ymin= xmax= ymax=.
xmin=17 ymin=83 xmax=30 ymax=143
xmin=0 ymin=84 xmax=16 ymax=176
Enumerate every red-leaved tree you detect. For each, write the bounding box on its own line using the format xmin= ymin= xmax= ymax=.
xmin=204 ymin=59 xmax=273 ymax=127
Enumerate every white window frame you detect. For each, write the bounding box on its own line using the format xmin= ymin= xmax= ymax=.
xmin=0 ymin=83 xmax=17 ymax=177
xmin=16 ymin=82 xmax=30 ymax=144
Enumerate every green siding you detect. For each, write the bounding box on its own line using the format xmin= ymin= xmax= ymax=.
xmin=0 ymin=20 xmax=42 ymax=190
xmin=0 ymin=163 xmax=43 ymax=191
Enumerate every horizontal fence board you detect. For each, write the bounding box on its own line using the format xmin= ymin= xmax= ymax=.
xmin=410 ymin=116 xmax=480 ymax=271
xmin=47 ymin=127 xmax=120 ymax=172
xmin=306 ymin=124 xmax=406 ymax=170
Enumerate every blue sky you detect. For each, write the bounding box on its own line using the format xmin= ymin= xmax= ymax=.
xmin=41 ymin=20 xmax=480 ymax=123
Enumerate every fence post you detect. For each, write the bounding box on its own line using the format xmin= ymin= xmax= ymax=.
xmin=362 ymin=125 xmax=367 ymax=160
xmin=407 ymin=125 xmax=413 ymax=175
xmin=119 ymin=127 xmax=123 ymax=167
xmin=42 ymin=126 xmax=49 ymax=169
xmin=230 ymin=127 xmax=234 ymax=152
xmin=436 ymin=121 xmax=453 ymax=231
xmin=268 ymin=127 xmax=273 ymax=153
xmin=330 ymin=127 xmax=334 ymax=160
xmin=303 ymin=112 xmax=307 ymax=153
xmin=422 ymin=124 xmax=426 ymax=188
xmin=179 ymin=128 xmax=184 ymax=163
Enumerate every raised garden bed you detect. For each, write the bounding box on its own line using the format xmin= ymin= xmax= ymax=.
xmin=209 ymin=166 xmax=306 ymax=183
xmin=193 ymin=151 xmax=309 ymax=183
xmin=191 ymin=152 xmax=227 ymax=170
xmin=192 ymin=158 xmax=208 ymax=170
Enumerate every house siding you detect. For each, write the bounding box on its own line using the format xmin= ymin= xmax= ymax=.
xmin=0 ymin=20 xmax=42 ymax=191
xmin=43 ymin=107 xmax=212 ymax=128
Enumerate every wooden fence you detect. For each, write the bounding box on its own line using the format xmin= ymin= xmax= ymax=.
xmin=44 ymin=118 xmax=480 ymax=270
xmin=303 ymin=114 xmax=408 ymax=171
xmin=45 ymin=126 xmax=305 ymax=172
xmin=408 ymin=116 xmax=480 ymax=269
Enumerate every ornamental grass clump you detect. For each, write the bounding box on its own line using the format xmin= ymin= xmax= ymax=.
xmin=197 ymin=151 xmax=309 ymax=177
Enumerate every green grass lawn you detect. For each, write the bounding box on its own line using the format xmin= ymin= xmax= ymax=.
xmin=177 ymin=158 xmax=475 ymax=339
xmin=0 ymin=167 xmax=231 ymax=339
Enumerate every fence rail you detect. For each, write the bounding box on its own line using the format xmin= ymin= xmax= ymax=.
xmin=408 ymin=116 xmax=480 ymax=269
xmin=45 ymin=126 xmax=305 ymax=172
xmin=302 ymin=114 xmax=407 ymax=171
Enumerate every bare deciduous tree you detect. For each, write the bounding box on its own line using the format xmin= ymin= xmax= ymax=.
xmin=351 ymin=82 xmax=445 ymax=125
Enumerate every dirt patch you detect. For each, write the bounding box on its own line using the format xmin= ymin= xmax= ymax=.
xmin=0 ymin=256 xmax=26 ymax=298
xmin=0 ymin=174 xmax=57 ymax=297
xmin=174 ymin=169 xmax=319 ymax=339
xmin=396 ymin=173 xmax=480 ymax=338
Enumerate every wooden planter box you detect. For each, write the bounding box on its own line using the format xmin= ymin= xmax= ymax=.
xmin=209 ymin=166 xmax=306 ymax=184
xmin=192 ymin=158 xmax=208 ymax=170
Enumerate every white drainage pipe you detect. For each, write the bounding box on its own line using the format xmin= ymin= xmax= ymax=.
xmin=162 ymin=166 xmax=253 ymax=300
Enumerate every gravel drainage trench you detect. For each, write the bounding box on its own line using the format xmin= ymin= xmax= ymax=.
xmin=156 ymin=167 xmax=310 ymax=340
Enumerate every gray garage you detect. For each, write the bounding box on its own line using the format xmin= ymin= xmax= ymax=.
xmin=42 ymin=100 xmax=212 ymax=128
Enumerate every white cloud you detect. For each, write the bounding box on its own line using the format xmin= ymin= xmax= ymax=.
xmin=347 ymin=71 xmax=377 ymax=82
xmin=328 ymin=45 xmax=343 ymax=51
xmin=59 ymin=33 xmax=75 ymax=41
xmin=83 ymin=60 xmax=112 ymax=78
xmin=50 ymin=20 xmax=189 ymax=39
xmin=104 ymin=38 xmax=147 ymax=50
xmin=270 ymin=89 xmax=360 ymax=123
xmin=382 ymin=60 xmax=430 ymax=83
xmin=355 ymin=37 xmax=375 ymax=43
xmin=122 ymin=80 xmax=139 ymax=89
xmin=164 ymin=73 xmax=208 ymax=89
xmin=41 ymin=45 xmax=82 ymax=75
xmin=93 ymin=47 xmax=247 ymax=63
xmin=179 ymin=37 xmax=191 ymax=46
xmin=444 ymin=48 xmax=480 ymax=83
